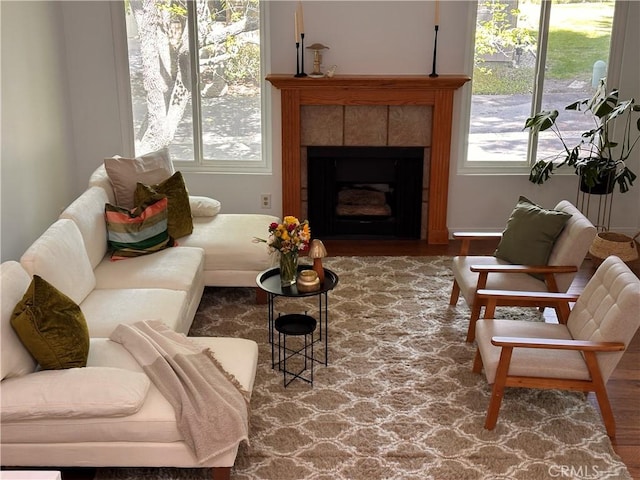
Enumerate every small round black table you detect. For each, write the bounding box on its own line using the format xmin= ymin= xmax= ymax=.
xmin=274 ymin=313 xmax=317 ymax=387
xmin=256 ymin=266 xmax=339 ymax=370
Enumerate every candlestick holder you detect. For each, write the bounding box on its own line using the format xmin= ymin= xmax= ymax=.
xmin=294 ymin=42 xmax=304 ymax=77
xmin=429 ymin=25 xmax=439 ymax=78
xmin=295 ymin=35 xmax=307 ymax=77
xmin=299 ymin=33 xmax=307 ymax=77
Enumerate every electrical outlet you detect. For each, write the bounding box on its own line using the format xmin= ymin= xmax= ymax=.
xmin=260 ymin=194 xmax=271 ymax=209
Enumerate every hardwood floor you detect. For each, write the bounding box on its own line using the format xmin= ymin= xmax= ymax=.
xmin=14 ymin=239 xmax=640 ymax=479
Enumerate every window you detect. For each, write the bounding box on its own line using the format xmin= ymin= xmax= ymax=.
xmin=465 ymin=0 xmax=615 ymax=172
xmin=123 ymin=0 xmax=268 ymax=172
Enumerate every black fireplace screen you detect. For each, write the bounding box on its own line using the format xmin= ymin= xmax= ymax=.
xmin=307 ymin=146 xmax=424 ymax=239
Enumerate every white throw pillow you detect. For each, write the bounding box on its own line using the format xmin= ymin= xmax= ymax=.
xmin=104 ymin=148 xmax=174 ymax=209
xmin=189 ymin=196 xmax=221 ymax=217
xmin=1 ymin=367 xmax=150 ymax=421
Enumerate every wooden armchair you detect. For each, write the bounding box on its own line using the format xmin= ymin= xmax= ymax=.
xmin=450 ymin=200 xmax=596 ymax=342
xmin=472 ymin=256 xmax=640 ymax=438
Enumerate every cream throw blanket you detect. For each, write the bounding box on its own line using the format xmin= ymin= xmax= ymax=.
xmin=110 ymin=320 xmax=250 ymax=464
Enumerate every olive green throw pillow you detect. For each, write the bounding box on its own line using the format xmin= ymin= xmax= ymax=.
xmin=495 ymin=196 xmax=572 ymax=274
xmin=135 ymin=171 xmax=193 ymax=239
xmin=10 ymin=275 xmax=90 ymax=370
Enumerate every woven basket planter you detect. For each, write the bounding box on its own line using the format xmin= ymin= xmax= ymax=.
xmin=589 ymin=231 xmax=639 ymax=267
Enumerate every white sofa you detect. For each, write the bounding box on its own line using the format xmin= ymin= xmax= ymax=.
xmin=1 ymin=261 xmax=258 ymax=479
xmin=88 ymin=164 xmax=279 ymax=289
xmin=0 ymin=168 xmax=278 ymax=478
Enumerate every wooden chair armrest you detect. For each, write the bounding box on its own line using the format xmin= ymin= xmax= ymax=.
xmin=453 ymin=232 xmax=502 ymax=256
xmin=477 ymin=289 xmax=580 ymax=304
xmin=491 ymin=336 xmax=626 ymax=352
xmin=452 ymin=232 xmax=503 ymax=240
xmin=470 ymin=264 xmax=578 ymax=274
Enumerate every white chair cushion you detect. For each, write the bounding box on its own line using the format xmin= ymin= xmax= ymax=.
xmin=59 ymin=186 xmax=110 ymax=269
xmin=20 ymin=219 xmax=96 ymax=306
xmin=0 ymin=367 xmax=150 ymax=421
xmin=1 ymin=261 xmax=38 ymax=380
xmin=475 ymin=319 xmax=589 ymax=384
xmin=452 ymin=255 xmax=549 ymax=307
xmin=547 ymin=200 xmax=597 ymax=292
xmin=568 ymin=255 xmax=640 ymax=381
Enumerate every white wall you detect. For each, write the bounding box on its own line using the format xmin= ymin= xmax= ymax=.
xmin=1 ymin=1 xmax=77 ymax=262
xmin=1 ymin=0 xmax=638 ymax=262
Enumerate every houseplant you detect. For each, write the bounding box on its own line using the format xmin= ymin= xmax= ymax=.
xmin=524 ymin=79 xmax=640 ymax=194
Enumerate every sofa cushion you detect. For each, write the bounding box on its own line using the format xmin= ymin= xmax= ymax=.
xmin=94 ymin=246 xmax=204 ymax=292
xmin=494 ymin=196 xmax=572 ymax=271
xmin=0 ymin=367 xmax=150 ymax=421
xmin=179 ymin=214 xmax=279 ymax=273
xmin=11 ymin=275 xmax=90 ymax=370
xmin=1 ymin=337 xmax=259 ymax=445
xmin=88 ymin=164 xmax=116 ymax=204
xmin=189 ymin=196 xmax=221 ymax=217
xmin=1 ymin=262 xmax=38 ymax=380
xmin=59 ymin=186 xmax=111 ymax=269
xmin=104 ymin=148 xmax=174 ymax=209
xmin=80 ymin=289 xmax=189 ymax=337
xmin=105 ymin=196 xmax=174 ymax=261
xmin=20 ymin=219 xmax=96 ymax=305
xmin=134 ymin=171 xmax=193 ymax=239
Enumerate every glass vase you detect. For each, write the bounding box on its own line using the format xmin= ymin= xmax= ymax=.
xmin=279 ymin=251 xmax=298 ymax=287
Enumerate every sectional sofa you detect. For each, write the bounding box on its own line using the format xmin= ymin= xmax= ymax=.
xmin=1 ymin=157 xmax=279 ymax=479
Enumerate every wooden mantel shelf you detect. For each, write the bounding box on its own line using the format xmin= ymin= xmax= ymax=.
xmin=266 ymin=74 xmax=470 ymax=90
xmin=266 ymin=73 xmax=471 ymax=244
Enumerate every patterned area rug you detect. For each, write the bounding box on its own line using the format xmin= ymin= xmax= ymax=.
xmin=97 ymin=256 xmax=630 ymax=480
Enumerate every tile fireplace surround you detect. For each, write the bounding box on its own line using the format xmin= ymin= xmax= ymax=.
xmin=266 ymin=74 xmax=470 ymax=244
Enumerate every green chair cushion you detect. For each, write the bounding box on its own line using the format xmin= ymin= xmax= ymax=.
xmin=495 ymin=196 xmax=572 ymax=278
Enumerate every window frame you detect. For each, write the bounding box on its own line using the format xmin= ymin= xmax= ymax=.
xmin=110 ymin=0 xmax=272 ymax=175
xmin=458 ymin=0 xmax=624 ymax=176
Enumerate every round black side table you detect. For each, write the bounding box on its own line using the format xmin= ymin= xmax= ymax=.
xmin=257 ymin=266 xmax=339 ymax=370
xmin=274 ymin=313 xmax=317 ymax=387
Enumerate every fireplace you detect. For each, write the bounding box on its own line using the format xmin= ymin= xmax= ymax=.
xmin=266 ymin=74 xmax=471 ymax=244
xmin=308 ymin=146 xmax=423 ymax=238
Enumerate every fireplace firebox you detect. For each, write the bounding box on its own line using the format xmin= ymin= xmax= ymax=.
xmin=307 ymin=146 xmax=423 ymax=239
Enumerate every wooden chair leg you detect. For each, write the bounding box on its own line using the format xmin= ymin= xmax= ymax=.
xmin=472 ymin=349 xmax=483 ymax=374
xmin=484 ymin=346 xmax=513 ymax=430
xmin=212 ymin=467 xmax=231 ymax=480
xmin=584 ymin=351 xmax=617 ymax=438
xmin=466 ymin=303 xmax=483 ymax=343
xmin=450 ymin=280 xmax=460 ymax=305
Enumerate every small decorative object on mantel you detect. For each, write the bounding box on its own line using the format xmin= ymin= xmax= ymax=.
xmin=254 ymin=216 xmax=311 ymax=287
xmin=309 ymin=239 xmax=327 ymax=284
xmin=429 ymin=0 xmax=440 ymax=78
xmin=297 ymin=269 xmax=321 ymax=292
xmin=306 ymin=43 xmax=330 ymax=78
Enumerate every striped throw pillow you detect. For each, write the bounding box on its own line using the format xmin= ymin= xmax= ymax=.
xmin=105 ymin=195 xmax=174 ymax=261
